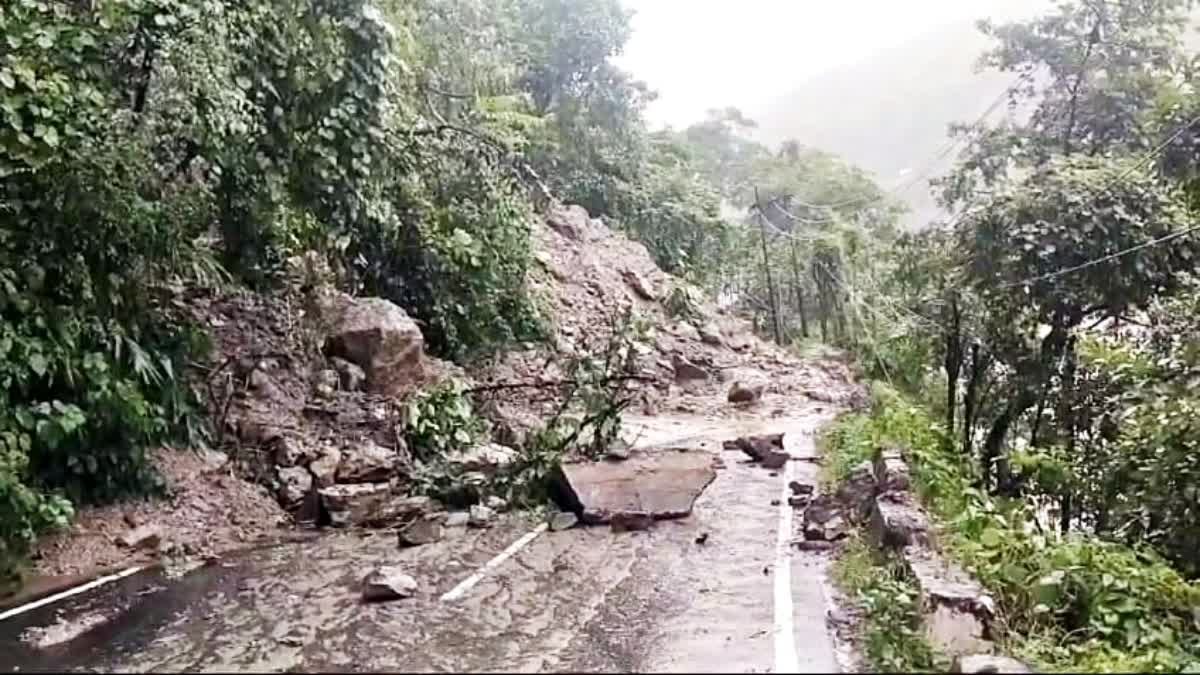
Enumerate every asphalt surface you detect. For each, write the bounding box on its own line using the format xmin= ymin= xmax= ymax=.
xmin=1 ymin=409 xmax=847 ymax=673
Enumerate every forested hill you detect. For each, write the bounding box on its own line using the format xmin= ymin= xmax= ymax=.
xmin=752 ymin=7 xmax=1200 ymax=229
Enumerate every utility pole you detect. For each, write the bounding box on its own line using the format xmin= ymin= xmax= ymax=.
xmin=753 ymin=187 xmax=783 ymax=345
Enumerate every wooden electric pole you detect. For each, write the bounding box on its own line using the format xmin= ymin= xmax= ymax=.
xmin=753 ymin=187 xmax=783 ymax=345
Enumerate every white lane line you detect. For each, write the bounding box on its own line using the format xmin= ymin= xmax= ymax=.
xmin=774 ymin=460 xmax=800 ymax=674
xmin=0 ymin=565 xmax=145 ymax=623
xmin=440 ymin=523 xmax=549 ymax=602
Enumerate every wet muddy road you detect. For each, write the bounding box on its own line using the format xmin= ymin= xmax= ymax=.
xmin=2 ymin=407 xmax=847 ymax=673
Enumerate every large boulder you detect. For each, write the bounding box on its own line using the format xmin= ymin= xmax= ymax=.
xmin=672 ymin=354 xmax=710 ymax=383
xmin=322 ymin=294 xmax=425 ymax=398
xmin=556 ymin=449 xmax=718 ymax=525
xmin=309 ymin=446 xmax=343 ymax=488
xmin=336 ymin=441 xmax=400 ymax=484
xmin=546 ymin=203 xmax=591 ymax=240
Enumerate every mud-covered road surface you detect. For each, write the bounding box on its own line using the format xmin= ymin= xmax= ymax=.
xmin=2 ymin=405 xmax=850 ymax=673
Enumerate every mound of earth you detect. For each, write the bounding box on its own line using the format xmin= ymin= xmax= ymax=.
xmin=27 ymin=201 xmax=863 ymax=586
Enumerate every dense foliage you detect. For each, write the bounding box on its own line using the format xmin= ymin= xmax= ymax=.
xmin=0 ymin=0 xmax=743 ymax=586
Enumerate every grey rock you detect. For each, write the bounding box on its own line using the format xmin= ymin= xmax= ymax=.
xmin=117 ymin=525 xmax=162 ymax=550
xmin=398 ymin=516 xmax=444 ymax=547
xmin=621 ymin=268 xmax=658 ymax=301
xmin=672 ymin=353 xmax=710 ymax=382
xmin=874 ymin=446 xmax=911 ymax=494
xmin=322 ymin=293 xmax=426 ymax=398
xmin=330 ymin=356 xmax=366 ymax=392
xmin=444 ymin=511 xmax=470 ymax=528
xmin=277 ymin=466 xmax=314 ymax=507
xmin=789 ymin=481 xmax=815 ymax=496
xmin=361 ymin=566 xmax=417 ymax=602
xmin=951 ymin=654 xmax=1034 ymax=674
xmin=445 ymin=443 xmax=518 ymax=477
xmin=318 ymin=482 xmax=390 ymax=528
xmin=870 ymin=492 xmax=932 ymax=550
xmin=313 ymin=369 xmax=339 ymax=400
xmin=309 ymin=446 xmax=342 ymax=488
xmin=557 ymin=451 xmax=718 ymax=525
xmin=836 ymin=460 xmax=878 ymax=523
xmin=484 ymin=495 xmax=508 ymax=512
xmin=727 ymin=381 xmax=765 ymax=404
xmin=273 ymin=437 xmax=312 ymax=468
xmin=549 ymin=512 xmax=579 ymax=531
xmin=698 ymin=322 xmax=724 ymax=346
xmin=546 ymin=203 xmax=591 ymax=240
xmin=468 ymin=504 xmax=496 ymax=528
xmin=336 ymin=441 xmax=398 ymax=484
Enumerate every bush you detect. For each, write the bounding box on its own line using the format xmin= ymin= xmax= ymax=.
xmin=823 ymin=385 xmax=1200 ymax=672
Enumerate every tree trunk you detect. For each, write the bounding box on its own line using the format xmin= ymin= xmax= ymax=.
xmin=789 ymin=240 xmax=809 ymax=338
xmin=754 ymin=188 xmax=783 ymax=344
xmin=943 ymin=296 xmax=962 ymax=437
xmin=962 ymin=342 xmax=984 ymax=457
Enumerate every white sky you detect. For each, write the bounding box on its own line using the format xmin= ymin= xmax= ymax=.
xmin=616 ymin=0 xmax=1046 ymax=129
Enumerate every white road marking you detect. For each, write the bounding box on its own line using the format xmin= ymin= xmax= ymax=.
xmin=0 ymin=565 xmax=145 ymax=623
xmin=774 ymin=460 xmax=800 ymax=674
xmin=440 ymin=523 xmax=549 ymax=602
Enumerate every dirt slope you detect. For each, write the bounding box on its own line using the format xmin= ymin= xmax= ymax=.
xmin=23 ymin=201 xmax=859 ymax=589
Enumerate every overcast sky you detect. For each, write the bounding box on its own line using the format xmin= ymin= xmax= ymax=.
xmin=615 ymin=0 xmax=1046 ymax=129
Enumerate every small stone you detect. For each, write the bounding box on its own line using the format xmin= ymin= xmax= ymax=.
xmin=398 ymin=517 xmax=444 ymax=547
xmin=117 ymin=525 xmax=162 ymax=550
xmin=309 ymin=447 xmax=342 ymax=488
xmin=727 ymin=381 xmax=764 ymax=404
xmin=794 ymin=540 xmax=837 ymax=552
xmin=484 ymin=495 xmax=508 ymax=512
xmin=770 ymin=499 xmax=781 ymax=506
xmin=313 ymin=369 xmax=339 ymax=400
xmin=277 ymin=466 xmax=313 ymax=507
xmin=278 ymin=635 xmax=304 ymax=648
xmin=123 ymin=512 xmax=140 ymax=529
xmin=549 ymin=512 xmax=579 ymax=531
xmin=273 ymin=437 xmax=311 ymax=468
xmin=694 ymin=532 xmax=709 ymax=545
xmin=330 ymin=356 xmax=366 ymax=392
xmin=336 ymin=441 xmax=398 ymax=484
xmin=699 ymin=322 xmax=724 ymax=346
xmin=468 ymin=504 xmax=495 ymax=528
xmin=605 ymin=440 xmax=632 ymax=461
xmin=445 ymin=511 xmax=470 ymax=528
xmin=788 ymin=495 xmax=810 ymax=508
xmin=951 ymin=654 xmax=1034 ymax=674
xmin=789 ymin=481 xmax=815 ymax=496
xmin=361 ymin=566 xmax=417 ymax=602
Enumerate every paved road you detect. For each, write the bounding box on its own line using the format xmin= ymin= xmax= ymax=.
xmin=2 ymin=409 xmax=847 ymax=673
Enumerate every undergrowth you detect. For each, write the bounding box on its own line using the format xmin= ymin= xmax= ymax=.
xmin=823 ymin=383 xmax=1200 ymax=673
xmin=831 ymin=533 xmax=940 ymax=673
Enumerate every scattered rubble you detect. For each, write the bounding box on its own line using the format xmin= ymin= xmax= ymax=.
xmin=801 ymin=495 xmax=848 ymax=542
xmin=361 ymin=566 xmax=418 ymax=602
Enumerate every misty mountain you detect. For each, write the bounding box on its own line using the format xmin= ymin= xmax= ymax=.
xmin=750 ymin=17 xmax=1013 ymax=229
